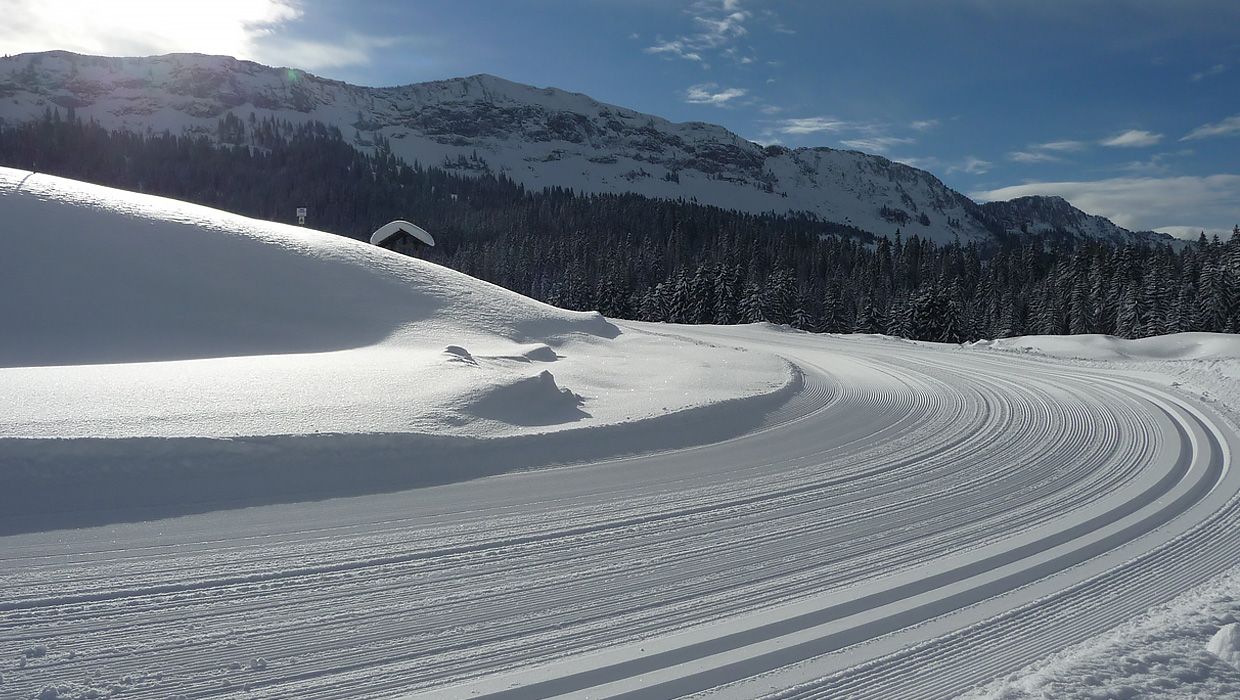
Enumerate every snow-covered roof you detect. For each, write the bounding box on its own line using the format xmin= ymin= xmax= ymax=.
xmin=370 ymin=220 xmax=435 ymax=247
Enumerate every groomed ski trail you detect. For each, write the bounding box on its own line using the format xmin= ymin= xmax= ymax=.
xmin=3 ymin=325 xmax=1238 ymax=700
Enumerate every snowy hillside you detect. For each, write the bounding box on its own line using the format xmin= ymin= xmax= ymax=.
xmin=0 ymin=51 xmax=1168 ymax=246
xmin=4 ymin=169 xmax=1240 ymax=700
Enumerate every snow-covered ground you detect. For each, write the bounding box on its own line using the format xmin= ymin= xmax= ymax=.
xmin=3 ymin=167 xmax=1240 ymax=700
xmin=954 ymin=335 xmax=1240 ymax=700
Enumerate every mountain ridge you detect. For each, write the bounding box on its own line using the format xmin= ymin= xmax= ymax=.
xmin=0 ymin=50 xmax=1171 ymax=246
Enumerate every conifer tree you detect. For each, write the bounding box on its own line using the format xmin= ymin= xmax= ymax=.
xmin=763 ymin=269 xmax=799 ymax=326
xmin=739 ymin=281 xmax=766 ymax=323
xmin=854 ymin=293 xmax=886 ymax=334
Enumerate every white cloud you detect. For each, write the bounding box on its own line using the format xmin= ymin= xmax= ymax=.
xmin=1182 ymin=114 xmax=1240 ymax=140
xmin=1008 ymin=151 xmax=1063 ymax=163
xmin=909 ymin=120 xmax=940 ymax=132
xmin=646 ymin=0 xmax=757 ymax=65
xmin=1007 ymin=140 xmax=1088 ymax=165
xmin=761 ymin=9 xmax=795 ymax=34
xmin=769 ymin=116 xmax=933 ymax=155
xmin=948 ymin=157 xmax=993 ymax=175
xmin=1007 ymin=139 xmax=1090 ymax=165
xmin=1191 ymin=63 xmax=1227 ymax=81
xmin=971 ymin=174 xmax=1240 ymax=237
xmin=892 ymin=156 xmax=942 ymax=171
xmin=645 ymin=39 xmax=704 ymax=62
xmin=693 ymin=12 xmax=751 ymax=46
xmin=685 ymin=83 xmax=748 ymax=106
xmin=1116 ymin=154 xmax=1177 ymax=176
xmin=1037 ymin=140 xmax=1090 ymax=152
xmin=774 ymin=117 xmax=851 ymax=135
xmin=840 ymin=137 xmax=915 ymax=154
xmin=0 ymin=0 xmax=301 ymax=62
xmin=1101 ymin=129 xmax=1164 ymax=148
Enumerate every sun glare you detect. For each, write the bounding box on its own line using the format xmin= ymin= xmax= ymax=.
xmin=2 ymin=0 xmax=300 ymax=59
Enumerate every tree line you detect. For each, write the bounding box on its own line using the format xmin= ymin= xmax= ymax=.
xmin=2 ymin=109 xmax=1237 ymax=341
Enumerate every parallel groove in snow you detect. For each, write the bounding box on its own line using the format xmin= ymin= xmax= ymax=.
xmin=770 ymin=401 xmax=1236 ymax=700
xmin=2 ymin=330 xmax=1236 ymax=700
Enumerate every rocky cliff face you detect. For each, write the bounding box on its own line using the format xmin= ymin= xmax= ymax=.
xmin=0 ymin=51 xmax=1169 ymax=246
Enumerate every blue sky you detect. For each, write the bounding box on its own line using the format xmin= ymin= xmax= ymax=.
xmin=5 ymin=0 xmax=1238 ymax=238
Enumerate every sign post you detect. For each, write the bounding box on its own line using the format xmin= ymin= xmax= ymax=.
xmin=296 ymin=207 xmax=307 ymax=226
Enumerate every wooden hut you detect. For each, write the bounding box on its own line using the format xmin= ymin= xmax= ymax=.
xmin=370 ymin=220 xmax=435 ymax=257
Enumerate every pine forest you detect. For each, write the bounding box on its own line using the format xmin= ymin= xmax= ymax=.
xmin=3 ymin=110 xmax=1238 ymax=342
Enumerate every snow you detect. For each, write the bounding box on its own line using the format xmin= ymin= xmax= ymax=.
xmin=948 ymin=334 xmax=1240 ymax=700
xmin=973 ymin=333 xmax=1240 ymax=362
xmin=369 ymin=219 xmax=434 ymax=247
xmin=1208 ymin=624 xmax=1240 ymax=670
xmin=0 ymin=165 xmax=788 ymax=440
xmin=3 ymin=168 xmax=1240 ymax=700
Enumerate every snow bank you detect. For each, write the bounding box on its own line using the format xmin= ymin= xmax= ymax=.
xmin=956 ymin=570 xmax=1240 ymax=700
xmin=973 ymin=333 xmax=1240 ymax=362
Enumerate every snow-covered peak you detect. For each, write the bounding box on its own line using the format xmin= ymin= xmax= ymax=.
xmin=405 ymin=73 xmax=625 ymax=115
xmin=979 ymin=195 xmax=1155 ymax=244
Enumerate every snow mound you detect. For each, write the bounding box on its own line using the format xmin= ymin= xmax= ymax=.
xmin=1208 ymin=623 xmax=1240 ymax=669
xmin=0 ymin=165 xmax=614 ymax=367
xmin=973 ymin=333 xmax=1240 ymax=362
xmin=465 ymin=369 xmax=588 ymax=426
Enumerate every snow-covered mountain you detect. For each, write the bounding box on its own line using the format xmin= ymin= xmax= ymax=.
xmin=978 ymin=195 xmax=1146 ymax=241
xmin=0 ymin=51 xmax=1168 ymax=246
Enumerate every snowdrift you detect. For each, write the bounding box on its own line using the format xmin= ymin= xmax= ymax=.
xmin=974 ymin=333 xmax=1240 ymax=362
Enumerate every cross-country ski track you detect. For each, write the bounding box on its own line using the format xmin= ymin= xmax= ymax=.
xmin=3 ymin=325 xmax=1238 ymax=700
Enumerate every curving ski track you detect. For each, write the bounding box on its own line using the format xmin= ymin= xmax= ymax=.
xmin=3 ymin=326 xmax=1238 ymax=700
